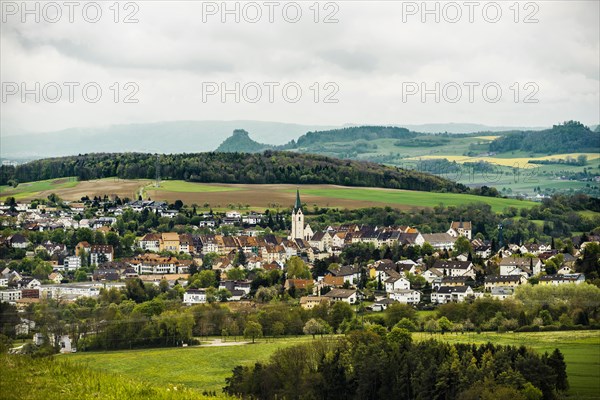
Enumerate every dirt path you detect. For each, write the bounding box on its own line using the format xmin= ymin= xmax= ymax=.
xmin=201 ymin=339 xmax=250 ymax=347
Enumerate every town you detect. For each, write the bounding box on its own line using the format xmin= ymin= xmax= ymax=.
xmin=1 ymin=189 xmax=597 ymax=353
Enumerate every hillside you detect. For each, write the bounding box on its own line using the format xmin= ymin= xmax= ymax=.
xmin=489 ymin=121 xmax=600 ymax=154
xmin=0 ymin=152 xmax=469 ymax=193
xmin=215 ymin=129 xmax=271 ymax=153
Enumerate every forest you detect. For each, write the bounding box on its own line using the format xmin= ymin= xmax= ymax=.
xmin=0 ymin=151 xmax=468 ymax=194
xmin=224 ymin=330 xmax=568 ymax=400
xmin=489 ymin=121 xmax=600 ymax=154
xmin=284 ymin=126 xmax=418 ymax=148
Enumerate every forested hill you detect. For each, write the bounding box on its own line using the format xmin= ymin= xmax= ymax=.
xmin=0 ymin=152 xmax=469 ymax=193
xmin=215 ymin=129 xmax=272 ymax=153
xmin=282 ymin=126 xmax=417 ymax=148
xmin=489 ymin=121 xmax=600 ymax=154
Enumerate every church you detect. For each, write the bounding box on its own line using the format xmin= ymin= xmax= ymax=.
xmin=289 ymin=189 xmax=313 ymax=241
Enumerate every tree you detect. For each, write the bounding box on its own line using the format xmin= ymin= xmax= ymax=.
xmin=547 ymin=349 xmax=569 ymax=391
xmin=385 ymin=303 xmax=416 ymax=327
xmin=303 ymin=318 xmax=328 ymax=339
xmin=329 ymin=301 xmax=354 ymax=332
xmin=244 ymin=321 xmax=263 ymax=343
xmin=74 ymin=270 xmax=88 ymax=282
xmin=272 ymin=321 xmax=285 ymax=338
xmin=226 ymin=267 xmax=246 ymax=281
xmin=191 ymin=270 xmax=217 ymax=288
xmin=285 ymin=256 xmax=311 ymax=279
xmin=454 ymin=236 xmax=472 ymax=255
xmin=437 ymin=316 xmax=453 ymax=334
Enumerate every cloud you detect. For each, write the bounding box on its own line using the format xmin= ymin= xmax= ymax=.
xmin=1 ymin=0 xmax=598 ymax=135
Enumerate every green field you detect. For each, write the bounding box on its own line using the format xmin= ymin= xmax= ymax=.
xmin=1 ymin=354 xmax=227 ymax=400
xmin=296 ymin=187 xmax=536 ymax=212
xmin=67 ymin=331 xmax=600 ymax=398
xmin=0 ymin=177 xmax=78 ymax=200
xmin=69 ymin=337 xmax=315 ymax=393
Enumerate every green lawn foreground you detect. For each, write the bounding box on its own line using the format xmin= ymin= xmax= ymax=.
xmin=68 ymin=336 xmax=315 ymax=394
xmin=0 ymin=354 xmax=229 ymax=400
xmin=65 ymin=331 xmax=600 ymax=397
xmin=413 ymin=330 xmax=600 ymax=399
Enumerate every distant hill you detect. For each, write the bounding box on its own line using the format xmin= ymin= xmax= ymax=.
xmin=489 ymin=121 xmax=600 ymax=154
xmin=0 ymin=121 xmax=336 ymax=159
xmin=215 ymin=130 xmax=272 ymax=153
xmin=0 ymin=152 xmax=469 ymax=194
xmin=285 ymin=126 xmax=417 ymax=148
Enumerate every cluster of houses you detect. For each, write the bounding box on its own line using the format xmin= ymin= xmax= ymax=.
xmin=0 ymin=193 xmax=594 ymax=310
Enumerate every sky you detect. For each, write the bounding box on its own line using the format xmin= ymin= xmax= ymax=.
xmin=1 ymin=0 xmax=599 ymax=135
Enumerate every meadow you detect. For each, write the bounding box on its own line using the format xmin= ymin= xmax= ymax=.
xmin=65 ymin=331 xmax=600 ymax=398
xmin=68 ymin=336 xmax=316 ymax=394
xmin=0 ymin=353 xmax=229 ymax=400
xmin=1 ymin=178 xmax=538 ymax=212
xmin=295 ymin=187 xmax=536 ymax=212
xmin=0 ymin=178 xmax=79 ymax=201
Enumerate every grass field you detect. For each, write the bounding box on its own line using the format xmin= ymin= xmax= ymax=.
xmin=1 ymin=354 xmax=227 ymax=400
xmin=67 ymin=331 xmax=600 ymax=398
xmin=0 ymin=178 xmax=79 ymax=201
xmin=408 ymin=153 xmax=600 ymax=168
xmin=68 ymin=336 xmax=315 ymax=393
xmin=295 ymin=187 xmax=536 ymax=212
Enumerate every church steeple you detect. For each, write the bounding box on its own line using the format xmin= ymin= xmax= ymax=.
xmin=294 ymin=188 xmax=302 ymax=212
xmin=290 ymin=188 xmax=305 ymax=241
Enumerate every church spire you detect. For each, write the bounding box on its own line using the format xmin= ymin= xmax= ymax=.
xmin=294 ymin=188 xmax=302 ymax=212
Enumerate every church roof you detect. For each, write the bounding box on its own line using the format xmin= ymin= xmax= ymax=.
xmin=294 ymin=189 xmax=302 ymax=212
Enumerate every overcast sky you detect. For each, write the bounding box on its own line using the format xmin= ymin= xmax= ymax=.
xmin=1 ymin=0 xmax=598 ymax=135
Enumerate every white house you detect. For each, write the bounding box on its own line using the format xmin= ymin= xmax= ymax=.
xmin=447 ymin=221 xmax=472 ymax=239
xmin=183 ymin=289 xmax=206 ymax=305
xmin=324 ymin=288 xmax=357 ymax=304
xmin=389 ymin=289 xmax=421 ymax=304
xmin=431 ymin=285 xmax=474 ymax=304
xmin=385 ymin=276 xmax=410 ymax=293
xmin=432 ymin=260 xmax=476 ymax=279
xmin=499 ymin=257 xmax=542 ymax=277
xmin=420 ymin=267 xmax=443 ymax=283
xmin=0 ymin=289 xmax=21 ymax=303
xmin=539 ymin=273 xmax=585 ymax=286
xmin=63 ymin=256 xmax=82 ymax=272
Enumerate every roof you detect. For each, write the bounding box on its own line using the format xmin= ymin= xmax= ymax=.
xmin=436 ymin=285 xmax=471 ymax=294
xmin=433 ymin=260 xmax=473 ymax=270
xmin=294 ymin=189 xmax=302 ymax=212
xmin=499 ymin=257 xmax=539 ymax=267
xmin=485 ymin=275 xmax=522 ymax=283
xmin=422 ymin=233 xmax=457 ymax=244
xmin=450 ymin=221 xmax=472 ymax=230
xmin=324 ymin=289 xmax=357 ymax=299
xmin=323 ymin=275 xmax=345 ymax=286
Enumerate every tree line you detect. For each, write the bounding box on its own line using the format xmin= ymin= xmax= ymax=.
xmin=0 ymin=151 xmax=468 ymax=194
xmin=489 ymin=121 xmax=599 ymax=154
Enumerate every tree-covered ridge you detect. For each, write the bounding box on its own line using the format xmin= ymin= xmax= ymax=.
xmin=0 ymin=152 xmax=469 ymax=193
xmin=215 ymin=129 xmax=272 ymax=153
xmin=284 ymin=125 xmax=418 ymax=148
xmin=489 ymin=121 xmax=600 ymax=154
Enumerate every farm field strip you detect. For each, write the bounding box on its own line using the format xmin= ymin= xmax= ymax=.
xmin=407 ymin=153 xmax=600 ymax=167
